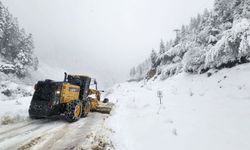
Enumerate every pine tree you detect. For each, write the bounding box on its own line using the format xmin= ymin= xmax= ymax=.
xmin=233 ymin=0 xmax=244 ymax=20
xmin=242 ymin=0 xmax=250 ymax=18
xmin=150 ymin=49 xmax=157 ymax=68
xmin=159 ymin=40 xmax=165 ymax=54
xmin=165 ymin=40 xmax=173 ymax=51
xmin=214 ymin=0 xmax=234 ymax=23
xmin=203 ymin=8 xmax=210 ymax=19
xmin=0 ymin=2 xmax=5 ymax=40
xmin=239 ymin=32 xmax=250 ymax=58
xmin=130 ymin=67 xmax=136 ymax=77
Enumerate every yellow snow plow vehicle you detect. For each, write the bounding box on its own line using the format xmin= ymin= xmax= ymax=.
xmin=88 ymin=87 xmax=113 ymax=114
xmin=29 ymin=73 xmax=113 ymax=122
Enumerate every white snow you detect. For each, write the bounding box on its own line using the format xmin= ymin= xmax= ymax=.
xmin=0 ymin=97 xmax=31 ymax=125
xmin=107 ymin=63 xmax=250 ymax=150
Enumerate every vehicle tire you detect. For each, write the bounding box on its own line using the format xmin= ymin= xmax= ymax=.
xmin=103 ymin=98 xmax=109 ymax=103
xmin=64 ymin=100 xmax=82 ymax=122
xmin=81 ymin=101 xmax=91 ymax=118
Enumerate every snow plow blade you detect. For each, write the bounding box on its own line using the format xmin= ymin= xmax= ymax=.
xmin=94 ymin=102 xmax=114 ymax=114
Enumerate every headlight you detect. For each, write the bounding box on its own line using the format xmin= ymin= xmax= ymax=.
xmin=56 ymin=90 xmax=61 ymax=94
xmin=53 ymin=99 xmax=59 ymax=105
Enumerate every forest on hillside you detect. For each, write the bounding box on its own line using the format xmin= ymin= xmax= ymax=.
xmin=0 ymin=1 xmax=38 ymax=78
xmin=130 ymin=0 xmax=250 ymax=81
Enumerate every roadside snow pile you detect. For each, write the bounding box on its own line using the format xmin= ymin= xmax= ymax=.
xmin=108 ymin=63 xmax=250 ymax=150
xmin=1 ymin=113 xmax=28 ymax=125
xmin=0 ymin=97 xmax=31 ymax=125
xmin=0 ymin=79 xmax=33 ymax=101
xmin=0 ymin=59 xmax=33 ymax=101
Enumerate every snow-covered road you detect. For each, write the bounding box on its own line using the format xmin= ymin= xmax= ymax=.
xmin=0 ymin=97 xmax=113 ymax=150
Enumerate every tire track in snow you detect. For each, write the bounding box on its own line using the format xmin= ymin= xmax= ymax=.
xmin=0 ymin=121 xmax=35 ymax=135
xmin=31 ymin=113 xmax=109 ymax=150
xmin=0 ymin=119 xmax=64 ymax=150
xmin=0 ymin=119 xmax=56 ymax=142
xmin=0 ymin=113 xmax=111 ymax=150
xmin=0 ymin=120 xmax=51 ymax=138
xmin=0 ymin=124 xmax=44 ymax=142
xmin=17 ymin=124 xmax=69 ymax=150
xmin=39 ymin=114 xmax=98 ymax=150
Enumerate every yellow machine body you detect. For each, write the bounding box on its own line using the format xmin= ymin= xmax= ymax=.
xmin=88 ymin=89 xmax=100 ymax=110
xmin=29 ymin=72 xmax=112 ymax=122
xmin=60 ymin=83 xmax=80 ymax=104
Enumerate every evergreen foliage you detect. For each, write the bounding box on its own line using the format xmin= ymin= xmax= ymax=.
xmin=0 ymin=1 xmax=38 ymax=78
xmin=130 ymin=0 xmax=250 ymax=80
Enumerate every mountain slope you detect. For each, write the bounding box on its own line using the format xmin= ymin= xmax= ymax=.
xmin=108 ymin=63 xmax=250 ymax=150
xmin=130 ymin=0 xmax=250 ymax=81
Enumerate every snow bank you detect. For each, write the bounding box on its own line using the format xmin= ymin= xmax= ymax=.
xmin=0 ymin=80 xmax=33 ymax=101
xmin=108 ymin=63 xmax=250 ymax=150
xmin=0 ymin=97 xmax=31 ymax=125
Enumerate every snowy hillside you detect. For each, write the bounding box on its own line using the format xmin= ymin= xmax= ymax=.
xmin=108 ymin=63 xmax=250 ymax=150
xmin=130 ymin=0 xmax=250 ymax=82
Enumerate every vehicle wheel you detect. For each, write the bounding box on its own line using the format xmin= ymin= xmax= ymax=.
xmin=82 ymin=101 xmax=91 ymax=117
xmin=64 ymin=100 xmax=82 ymax=122
xmin=103 ymin=98 xmax=109 ymax=103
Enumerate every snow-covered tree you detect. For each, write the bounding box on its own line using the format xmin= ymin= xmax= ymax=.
xmin=183 ymin=47 xmax=206 ymax=73
xmin=242 ymin=0 xmax=250 ymax=18
xmin=131 ymin=0 xmax=250 ymax=81
xmin=239 ymin=32 xmax=250 ymax=58
xmin=0 ymin=1 xmax=38 ymax=77
xmin=214 ymin=0 xmax=234 ymax=23
xmin=129 ymin=67 xmax=136 ymax=77
xmin=159 ymin=40 xmax=165 ymax=54
xmin=233 ymin=0 xmax=244 ymax=20
xmin=165 ymin=40 xmax=173 ymax=51
xmin=150 ymin=49 xmax=157 ymax=68
xmin=129 ymin=59 xmax=151 ymax=81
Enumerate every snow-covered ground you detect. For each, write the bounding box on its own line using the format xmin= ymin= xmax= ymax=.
xmin=0 ymin=110 xmax=113 ymax=150
xmin=107 ymin=63 xmax=250 ymax=150
xmin=0 ymin=97 xmax=31 ymax=125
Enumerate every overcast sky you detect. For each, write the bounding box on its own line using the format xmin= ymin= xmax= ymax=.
xmin=2 ymin=0 xmax=214 ymax=88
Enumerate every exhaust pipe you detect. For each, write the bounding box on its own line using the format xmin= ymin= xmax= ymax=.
xmin=64 ymin=72 xmax=67 ymax=82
